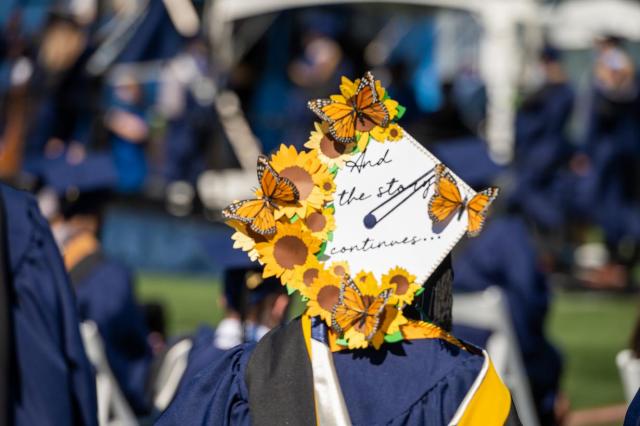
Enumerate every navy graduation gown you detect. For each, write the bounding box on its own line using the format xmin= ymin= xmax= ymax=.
xmin=452 ymin=216 xmax=561 ymax=423
xmin=72 ymin=252 xmax=152 ymax=415
xmin=173 ymin=325 xmax=226 ymax=398
xmin=513 ymin=82 xmax=575 ymax=229
xmin=625 ymin=389 xmax=640 ymax=426
xmin=157 ymin=318 xmax=493 ymax=426
xmin=2 ymin=184 xmax=97 ymax=426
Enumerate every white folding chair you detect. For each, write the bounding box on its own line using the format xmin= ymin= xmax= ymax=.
xmin=80 ymin=321 xmax=138 ymax=426
xmin=453 ymin=286 xmax=540 ymax=426
xmin=617 ymin=349 xmax=640 ymax=403
xmin=151 ymin=338 xmax=193 ymax=412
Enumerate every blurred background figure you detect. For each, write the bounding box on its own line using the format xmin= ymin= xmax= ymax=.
xmin=0 ymin=183 xmax=97 ymax=425
xmin=175 ymin=265 xmax=289 ymax=396
xmin=434 ymin=138 xmax=566 ymax=425
xmin=38 ymin=160 xmax=153 ymax=416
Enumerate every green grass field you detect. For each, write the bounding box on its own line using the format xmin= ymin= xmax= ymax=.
xmin=137 ymin=273 xmax=637 ymax=410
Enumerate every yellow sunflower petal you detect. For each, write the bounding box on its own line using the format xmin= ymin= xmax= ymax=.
xmin=384 ymin=98 xmax=399 ymax=120
xmin=340 ymin=76 xmax=357 ymax=99
xmin=353 ymin=271 xmax=379 ymax=294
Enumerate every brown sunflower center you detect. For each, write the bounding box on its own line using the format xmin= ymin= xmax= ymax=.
xmin=318 ymin=285 xmax=340 ymax=311
xmin=303 ymin=268 xmax=319 ymax=286
xmin=322 ymin=182 xmax=333 ymax=191
xmin=305 ymin=212 xmax=327 ymax=233
xmin=389 ymin=127 xmax=399 ymax=138
xmin=390 ymin=275 xmax=410 ymax=295
xmin=320 ymin=136 xmax=347 ymax=158
xmin=333 ymin=265 xmax=346 ymax=277
xmin=273 ymin=236 xmax=308 ymax=269
xmin=279 ymin=166 xmax=314 ymax=200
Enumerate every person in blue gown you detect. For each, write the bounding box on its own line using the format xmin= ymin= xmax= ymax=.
xmin=175 ymin=265 xmax=290 ymax=398
xmin=577 ymin=36 xmax=640 ymax=256
xmin=625 ymin=389 xmax=640 ymax=426
xmin=1 ymin=183 xmax=97 ymax=425
xmin=433 ymin=137 xmax=565 ymax=425
xmin=513 ymin=46 xmax=575 ymax=230
xmin=40 ymin=161 xmax=153 ymax=416
xmin=157 ymin=257 xmax=520 ymax=425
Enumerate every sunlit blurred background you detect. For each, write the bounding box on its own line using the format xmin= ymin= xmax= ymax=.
xmin=2 ymin=0 xmax=640 ymax=425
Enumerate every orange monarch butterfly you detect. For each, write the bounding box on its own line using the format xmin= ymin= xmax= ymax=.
xmin=331 ymin=274 xmax=392 ymax=341
xmin=222 ymin=156 xmax=299 ymax=236
xmin=428 ymin=164 xmax=499 ymax=237
xmin=308 ymin=71 xmax=389 ymax=144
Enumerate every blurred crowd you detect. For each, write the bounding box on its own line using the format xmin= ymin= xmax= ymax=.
xmin=1 ymin=1 xmax=640 ymax=425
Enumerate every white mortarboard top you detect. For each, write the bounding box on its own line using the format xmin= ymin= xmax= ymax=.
xmin=223 ymin=71 xmax=498 ymax=350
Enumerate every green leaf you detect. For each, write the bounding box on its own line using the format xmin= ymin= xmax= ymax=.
xmin=415 ymin=287 xmax=425 ymax=296
xmin=384 ymin=331 xmax=404 ymax=343
xmin=327 ymin=231 xmax=334 ymax=242
xmin=316 ymin=241 xmax=328 ymax=259
xmin=300 ymin=296 xmax=309 ymax=302
xmin=382 ymin=91 xmax=390 ymax=100
xmin=290 ymin=214 xmax=299 ymax=223
xmin=336 ymin=338 xmax=349 ymax=347
xmin=286 ymin=284 xmax=297 ymax=295
xmin=395 ymin=104 xmax=406 ymax=120
xmin=329 ymin=165 xmax=339 ymax=175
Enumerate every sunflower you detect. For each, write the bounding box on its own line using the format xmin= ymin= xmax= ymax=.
xmin=269 ymin=144 xmax=333 ymax=219
xmin=353 ymin=271 xmax=387 ymax=293
xmin=288 ymin=256 xmax=324 ymax=294
xmin=305 ymin=122 xmax=356 ymax=169
xmin=302 ymin=207 xmax=336 ymax=241
xmin=227 ymin=220 xmax=271 ymax=262
xmin=256 ymin=221 xmax=322 ymax=284
xmin=318 ymin=175 xmax=336 ymax=202
xmin=370 ymin=123 xmax=403 ymax=143
xmin=305 ymin=269 xmax=342 ymax=324
xmin=328 ymin=261 xmax=350 ymax=278
xmin=382 ymin=267 xmax=421 ymax=307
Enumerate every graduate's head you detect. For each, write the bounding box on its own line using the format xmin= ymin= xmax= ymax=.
xmin=222 ymin=266 xmax=290 ymax=330
xmin=36 ymin=155 xmax=117 ymax=239
xmin=403 ymin=254 xmax=453 ymax=331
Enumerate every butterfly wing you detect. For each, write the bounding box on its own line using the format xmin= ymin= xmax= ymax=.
xmin=428 ymin=165 xmax=463 ymax=222
xmin=257 ymin=156 xmax=299 ymax=203
xmin=249 ymin=203 xmax=276 ymax=235
xmin=361 ymin=289 xmax=392 ymax=340
xmin=307 ymin=98 xmax=357 ymax=144
xmin=222 ymin=199 xmax=266 ymax=224
xmin=465 ymin=187 xmax=500 ymax=237
xmin=355 ymin=71 xmax=389 ymax=128
xmin=331 ymin=276 xmax=365 ymax=335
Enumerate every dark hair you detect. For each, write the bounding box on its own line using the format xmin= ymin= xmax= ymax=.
xmin=403 ymin=255 xmax=453 ymax=331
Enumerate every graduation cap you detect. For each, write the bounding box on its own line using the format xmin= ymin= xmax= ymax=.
xmin=223 ymin=266 xmax=283 ymax=313
xmin=37 ymin=153 xmax=117 ymax=218
xmin=222 ymin=71 xmax=500 ymax=350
